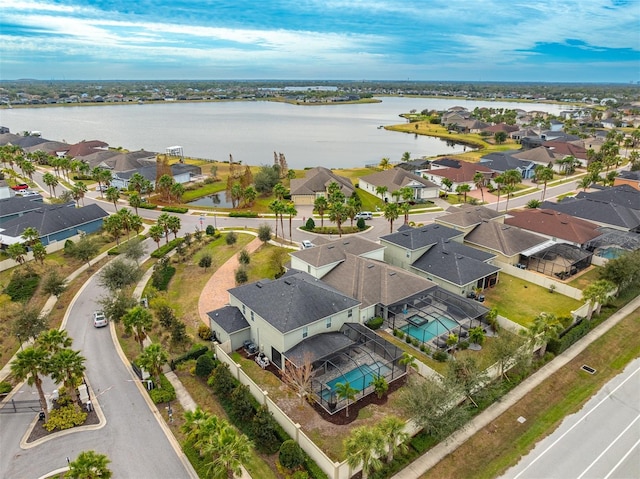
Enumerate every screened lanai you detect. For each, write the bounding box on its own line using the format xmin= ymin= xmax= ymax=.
xmin=586 ymin=228 xmax=640 ymax=260
xmin=523 ymin=243 xmax=592 ymax=279
xmin=386 ymin=288 xmax=489 ymax=350
xmin=297 ymin=323 xmax=406 ymax=415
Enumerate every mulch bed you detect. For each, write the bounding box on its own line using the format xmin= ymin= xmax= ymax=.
xmin=26 ymin=405 xmax=100 ymax=444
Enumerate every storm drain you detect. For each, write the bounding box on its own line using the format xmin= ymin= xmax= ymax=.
xmin=581 ymin=365 xmax=596 ymax=374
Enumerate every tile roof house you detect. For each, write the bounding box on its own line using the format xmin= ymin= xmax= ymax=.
xmin=425 ymin=158 xmax=494 ymax=191
xmin=289 ymin=167 xmax=354 ymax=206
xmin=358 ymin=168 xmax=439 ymax=202
xmin=0 ymin=203 xmax=109 ymax=247
xmin=505 ymin=209 xmax=602 ymax=247
xmin=463 ymin=220 xmax=549 ymax=265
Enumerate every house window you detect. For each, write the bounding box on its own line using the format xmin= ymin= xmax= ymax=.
xmin=348 ymin=309 xmax=353 ymax=318
xmin=250 ymin=311 xmax=254 ymax=321
xmin=302 ymin=327 xmax=308 ymax=338
xmin=242 ymin=305 xmax=245 ymax=314
xmin=326 ymin=317 xmax=332 ymax=328
xmin=307 ymin=265 xmax=311 ymax=273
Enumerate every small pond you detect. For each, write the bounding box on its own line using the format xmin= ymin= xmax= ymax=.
xmin=186 ymin=192 xmax=234 ymax=208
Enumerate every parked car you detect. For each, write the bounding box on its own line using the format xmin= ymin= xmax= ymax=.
xmin=95 ymin=185 xmax=108 ymax=192
xmin=301 ymin=240 xmax=315 ymax=249
xmin=93 ymin=311 xmax=108 ymax=328
xmin=10 ymin=183 xmax=29 ymax=191
xmin=355 ymin=211 xmax=373 ymax=220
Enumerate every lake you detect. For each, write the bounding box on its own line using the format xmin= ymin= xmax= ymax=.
xmin=0 ymin=97 xmax=570 ymax=169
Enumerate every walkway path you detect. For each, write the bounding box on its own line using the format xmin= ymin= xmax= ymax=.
xmin=392 ymin=293 xmax=640 ymax=479
xmin=197 ymin=235 xmax=264 ymax=325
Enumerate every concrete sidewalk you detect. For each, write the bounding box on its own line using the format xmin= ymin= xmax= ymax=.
xmin=392 ymin=294 xmax=640 ymax=479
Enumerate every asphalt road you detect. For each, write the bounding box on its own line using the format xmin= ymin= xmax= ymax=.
xmin=0 ymin=249 xmax=195 ymax=479
xmin=502 ymin=357 xmax=640 ymax=479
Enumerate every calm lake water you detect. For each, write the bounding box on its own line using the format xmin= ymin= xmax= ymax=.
xmin=0 ymin=97 xmax=569 ymax=170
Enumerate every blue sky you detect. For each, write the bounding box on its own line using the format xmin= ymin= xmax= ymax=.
xmin=1 ymin=0 xmax=639 ymax=82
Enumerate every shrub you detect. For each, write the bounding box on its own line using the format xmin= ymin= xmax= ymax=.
xmin=139 ymin=202 xmax=158 ymax=210
xmin=205 ymin=225 xmax=215 ymax=235
xmin=356 ymin=217 xmax=366 ymax=230
xmin=197 ymin=324 xmax=213 ymax=340
xmin=161 ymin=206 xmax=188 ymax=214
xmin=44 ymin=405 xmax=87 ymax=431
xmin=209 ymin=363 xmax=236 ymax=398
xmin=151 ymin=264 xmax=176 ymax=291
xmin=4 ymin=270 xmax=40 ymax=303
xmin=170 ymin=343 xmax=209 ymax=369
xmin=397 ymin=330 xmax=405 ymax=340
xmin=195 ymin=354 xmax=216 ymax=378
xmin=548 ymin=318 xmax=592 ymax=355
xmin=0 ymin=381 xmax=13 ymax=395
xmin=411 ymin=338 xmax=419 ymax=347
xmin=405 ymin=334 xmax=412 ymax=343
xmin=258 ymin=224 xmax=272 ymax=242
xmin=228 ymin=211 xmax=259 ymax=218
xmin=279 ymin=440 xmax=305 ymax=470
xmin=149 ymin=374 xmax=176 ymax=404
xmin=251 ymin=405 xmax=281 ymax=454
xmin=459 ymin=340 xmax=470 ymax=350
xmin=231 ymin=385 xmax=256 ymax=423
xmin=393 ymin=329 xmax=399 ymax=337
xmin=292 ymin=471 xmax=309 ymax=479
xmin=304 ymin=456 xmax=328 ymax=479
xmin=64 ymin=239 xmax=75 ymax=254
xmin=235 ymin=267 xmax=248 ymax=284
xmin=151 ymin=238 xmax=184 ymax=258
xmin=304 ymin=218 xmax=316 ymax=230
xmin=433 ymin=351 xmax=449 ymax=362
xmin=225 ymin=231 xmax=238 ymax=246
xmin=365 ymin=317 xmax=384 ymax=330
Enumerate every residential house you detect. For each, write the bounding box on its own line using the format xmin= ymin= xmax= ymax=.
xmin=289 ymin=167 xmax=354 ymax=205
xmin=0 ymin=179 xmax=16 ymax=200
xmin=479 ymin=152 xmax=537 ymax=179
xmin=0 ymin=203 xmax=109 ymax=247
xmin=505 ymin=209 xmax=602 ymax=248
xmin=512 ymin=146 xmax=559 ymax=171
xmin=111 ymin=163 xmax=202 ymax=190
xmin=463 ymin=220 xmax=549 ymax=266
xmin=426 ymin=158 xmax=494 ymax=192
xmin=542 ymin=141 xmax=589 ymax=167
xmin=380 ymin=224 xmax=500 ymax=296
xmin=0 ymin=195 xmax=45 ymax=225
xmin=434 ymin=204 xmax=506 ymax=235
xmin=358 ymin=168 xmax=438 ymax=202
xmin=615 ymin=170 xmax=640 ymax=191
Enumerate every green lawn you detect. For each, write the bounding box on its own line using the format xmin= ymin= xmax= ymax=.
xmin=567 ymin=266 xmax=601 ymax=290
xmin=483 ymin=273 xmax=582 ymax=326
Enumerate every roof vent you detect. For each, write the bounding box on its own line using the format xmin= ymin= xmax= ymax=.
xmin=256 ymin=282 xmax=262 ymax=288
xmin=328 ymin=245 xmax=335 ymax=249
xmin=367 ymin=264 xmax=375 ymax=269
xmin=284 ymin=279 xmax=292 ymax=285
xmin=389 ymin=272 xmax=396 ymax=276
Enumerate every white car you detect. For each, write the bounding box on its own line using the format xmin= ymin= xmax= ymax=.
xmin=93 ymin=311 xmax=108 ymax=328
xmin=355 ymin=211 xmax=373 ymax=220
xmin=301 ymin=240 xmax=314 ymax=249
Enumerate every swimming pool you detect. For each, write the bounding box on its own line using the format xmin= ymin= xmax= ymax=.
xmin=401 ymin=315 xmax=459 ymax=343
xmin=322 ymin=361 xmax=391 ymax=400
xmin=597 ymin=247 xmax=625 ymax=260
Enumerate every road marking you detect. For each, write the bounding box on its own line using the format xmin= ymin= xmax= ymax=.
xmin=576 ymin=413 xmax=640 ymax=479
xmin=513 ymin=363 xmax=640 ymax=479
xmin=603 ymin=436 xmax=640 ymax=479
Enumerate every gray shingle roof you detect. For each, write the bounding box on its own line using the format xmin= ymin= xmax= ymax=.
xmin=207 ymin=305 xmax=250 ymax=334
xmin=360 ymin=168 xmax=438 ymax=191
xmin=575 ymin=185 xmax=640 ymax=210
xmin=380 ymin=223 xmax=463 ymax=250
xmin=290 ymin=236 xmax=384 ymax=268
xmin=0 ymin=195 xmax=46 ymax=219
xmin=436 ymin=204 xmax=505 ymax=228
xmin=410 ymin=239 xmax=500 ymax=286
xmin=228 ymin=270 xmax=360 ymax=333
xmin=320 ymin=254 xmax=437 ymax=308
xmin=0 ymin=203 xmax=109 ymax=239
xmin=464 ymin=221 xmax=548 ymax=257
xmin=479 ymin=152 xmax=535 ymax=173
xmin=541 ymin=198 xmax=640 ymax=231
xmin=289 ymin=167 xmax=354 ymax=196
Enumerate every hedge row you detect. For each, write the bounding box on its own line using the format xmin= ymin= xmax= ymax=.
xmin=149 ymin=374 xmax=176 ymax=404
xmin=139 ymin=203 xmax=158 ymax=210
xmin=161 ymin=206 xmax=189 ymax=214
xmin=170 ymin=343 xmax=209 ymax=369
xmin=152 ymin=265 xmax=176 ymax=291
xmin=228 ymin=211 xmax=259 ymax=218
xmin=150 ymin=238 xmax=184 ymax=258
xmin=547 ymin=318 xmax=593 ymax=355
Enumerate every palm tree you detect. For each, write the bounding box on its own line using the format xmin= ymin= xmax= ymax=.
xmin=383 ymin=202 xmax=400 ymax=233
xmin=50 ymin=348 xmax=86 ymax=405
xmin=138 ymin=343 xmax=168 ymax=388
xmin=468 ymin=326 xmax=486 ymax=348
xmin=456 ymin=183 xmax=471 ymax=203
xmin=535 ymin=166 xmax=554 ymax=201
xmin=148 ymin=224 xmax=164 ymax=250
xmin=313 ymin=196 xmax=329 ymax=228
xmin=399 ymin=352 xmax=418 ymax=375
xmin=157 ymin=174 xmax=175 ymax=202
xmin=285 ymin=202 xmax=297 ymax=242
xmin=116 ymin=208 xmax=134 ymax=239
xmin=72 ymin=181 xmax=88 ymax=206
xmin=378 ymin=416 xmax=409 ymax=463
xmin=42 ymin=172 xmax=59 ymax=197
xmin=582 ymin=279 xmax=616 ymax=320
xmin=122 ymin=306 xmax=153 ymax=351
xmin=273 ymin=182 xmax=287 ymax=201
xmin=577 ymin=176 xmax=592 ymax=191
xmin=157 ymin=213 xmax=172 ymax=244
xmin=202 ymin=424 xmax=253 ymax=479
xmin=37 ymin=329 xmax=72 ymax=353
xmin=105 ymin=186 xmax=120 ymax=211
xmin=128 ymin=172 xmax=146 ymax=194
xmin=523 ymin=312 xmax=564 ymax=357
xmin=11 ymin=346 xmax=50 ymax=420
xmin=129 ymin=192 xmax=142 ymax=215
xmin=22 ymin=160 xmax=36 ymax=181
xmin=502 ymin=169 xmax=522 ymax=211
xmin=102 ymin=214 xmax=124 ymax=245
xmin=375 ymin=185 xmax=388 ymax=202
xmin=65 ymin=450 xmax=112 ymax=479
xmin=473 ymin=172 xmax=485 ymax=203
xmin=7 ymin=242 xmax=27 ymax=265
xmin=494 ymin=174 xmax=506 ymax=211
xmin=269 ymin=200 xmax=284 ymax=239
xmin=166 ymin=215 xmax=181 ymax=239
xmin=328 ymin=201 xmax=347 ymax=237
xmin=21 ymin=226 xmax=41 ymax=248
xmin=181 ymin=407 xmax=214 ymax=444
xmin=335 ymin=381 xmax=357 ymax=417
xmin=378 ymin=157 xmax=391 ymax=170
xmin=344 ymin=425 xmax=385 ymax=479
